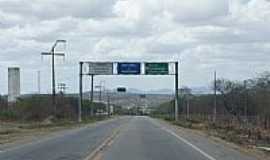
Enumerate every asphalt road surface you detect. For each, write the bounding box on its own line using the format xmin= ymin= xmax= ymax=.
xmin=0 ymin=116 xmax=257 ymax=160
xmin=0 ymin=117 xmax=131 ymax=160
xmin=102 ymin=117 xmax=256 ymax=160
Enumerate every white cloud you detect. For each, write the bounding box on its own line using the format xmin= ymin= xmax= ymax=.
xmin=0 ymin=0 xmax=118 ymax=21
xmin=1 ymin=0 xmax=270 ymax=94
xmin=165 ymin=0 xmax=229 ymax=23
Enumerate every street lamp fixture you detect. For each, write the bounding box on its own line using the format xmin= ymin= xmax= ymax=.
xmin=52 ymin=40 xmax=67 ymax=50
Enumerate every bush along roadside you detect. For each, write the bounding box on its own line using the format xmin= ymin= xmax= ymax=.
xmin=0 ymin=95 xmax=110 ymax=122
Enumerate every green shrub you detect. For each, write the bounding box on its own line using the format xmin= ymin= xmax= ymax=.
xmin=0 ymin=111 xmax=18 ymax=120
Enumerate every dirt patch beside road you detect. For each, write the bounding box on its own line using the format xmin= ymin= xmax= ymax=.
xmin=0 ymin=121 xmax=78 ymax=148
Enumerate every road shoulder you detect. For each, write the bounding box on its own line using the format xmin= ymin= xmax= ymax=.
xmin=155 ymin=118 xmax=266 ymax=160
xmin=0 ymin=117 xmax=118 ymax=152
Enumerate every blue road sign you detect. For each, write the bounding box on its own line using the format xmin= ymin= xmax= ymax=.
xmin=117 ymin=63 xmax=141 ymax=75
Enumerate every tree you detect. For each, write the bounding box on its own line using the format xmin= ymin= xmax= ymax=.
xmin=215 ymin=79 xmax=246 ymax=120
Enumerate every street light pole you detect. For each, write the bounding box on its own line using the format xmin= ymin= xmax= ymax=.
xmin=41 ymin=40 xmax=66 ymax=115
xmin=51 ymin=45 xmax=56 ymax=110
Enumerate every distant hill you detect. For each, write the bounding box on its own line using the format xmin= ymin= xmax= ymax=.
xmin=83 ymin=91 xmax=173 ymax=108
xmin=118 ymin=87 xmax=211 ymax=95
xmin=127 ymin=88 xmax=174 ymax=95
xmin=18 ymin=86 xmax=211 ymax=109
xmin=190 ymin=86 xmax=212 ymax=95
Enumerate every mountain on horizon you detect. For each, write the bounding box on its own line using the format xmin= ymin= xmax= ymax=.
xmin=123 ymin=87 xmax=211 ymax=95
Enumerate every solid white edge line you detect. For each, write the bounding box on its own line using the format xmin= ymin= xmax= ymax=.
xmin=149 ymin=118 xmax=217 ymax=160
xmin=163 ymin=128 xmax=217 ymax=160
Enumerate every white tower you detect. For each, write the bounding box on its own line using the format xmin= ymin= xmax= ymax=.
xmin=8 ymin=67 xmax=20 ymax=102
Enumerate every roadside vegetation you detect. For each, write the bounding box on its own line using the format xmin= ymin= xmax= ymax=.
xmin=152 ymin=71 xmax=270 ymax=152
xmin=0 ymin=95 xmax=115 ymax=145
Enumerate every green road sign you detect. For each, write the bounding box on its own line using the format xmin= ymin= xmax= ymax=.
xmin=145 ymin=63 xmax=169 ymax=75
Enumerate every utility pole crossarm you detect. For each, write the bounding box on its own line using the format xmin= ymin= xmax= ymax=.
xmin=41 ymin=52 xmax=65 ymax=57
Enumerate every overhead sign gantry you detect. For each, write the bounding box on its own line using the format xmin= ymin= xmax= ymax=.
xmin=78 ymin=61 xmax=179 ymax=122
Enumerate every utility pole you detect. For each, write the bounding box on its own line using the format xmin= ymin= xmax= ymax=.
xmin=95 ymin=81 xmax=105 ymax=103
xmin=175 ymin=62 xmax=179 ymax=121
xmin=57 ymin=83 xmax=67 ymax=94
xmin=100 ymin=81 xmax=105 ymax=102
xmin=107 ymin=90 xmax=110 ymax=117
xmin=99 ymin=83 xmax=102 ymax=102
xmin=90 ymin=74 xmax=94 ymax=116
xmin=78 ymin=62 xmax=83 ymax=123
xmin=213 ymin=71 xmax=217 ymax=123
xmin=187 ymin=97 xmax=190 ymax=120
xmin=37 ymin=70 xmax=41 ymax=94
xmin=244 ymin=80 xmax=248 ymax=121
xmin=41 ymin=40 xmax=66 ymax=115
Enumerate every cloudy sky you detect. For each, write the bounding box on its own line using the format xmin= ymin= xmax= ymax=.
xmin=1 ymin=0 xmax=270 ymax=94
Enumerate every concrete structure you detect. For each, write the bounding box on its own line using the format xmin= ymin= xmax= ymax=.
xmin=8 ymin=67 xmax=20 ymax=102
xmin=110 ymin=105 xmax=114 ymax=114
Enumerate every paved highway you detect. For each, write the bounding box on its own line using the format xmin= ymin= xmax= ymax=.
xmin=0 ymin=116 xmax=257 ymax=160
xmin=102 ymin=117 xmax=256 ymax=160
xmin=0 ymin=117 xmax=131 ymax=160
